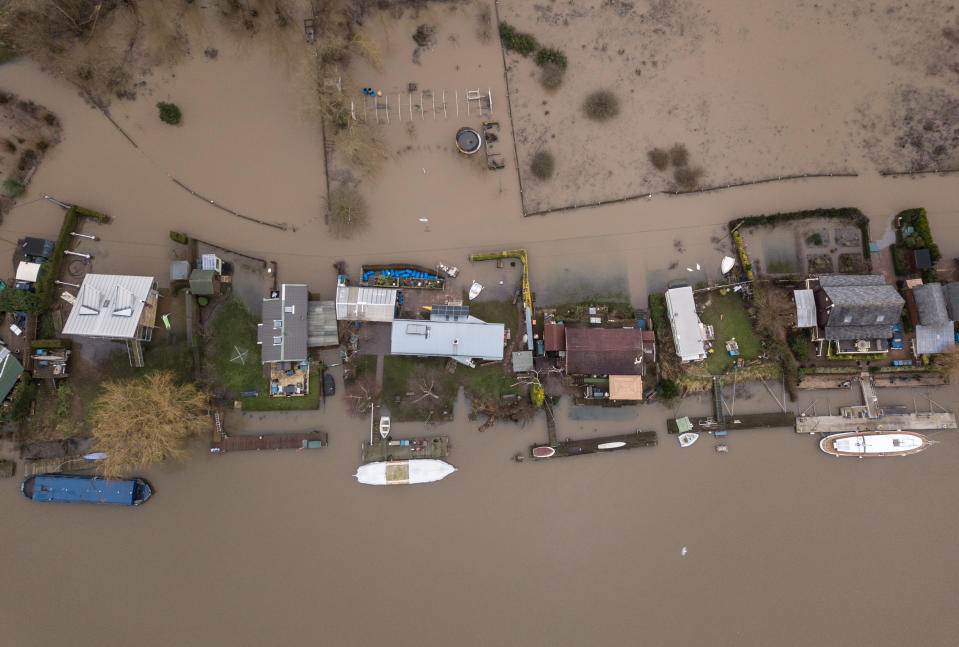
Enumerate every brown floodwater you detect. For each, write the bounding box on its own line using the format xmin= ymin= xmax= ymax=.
xmin=2 ymin=6 xmax=959 ymax=645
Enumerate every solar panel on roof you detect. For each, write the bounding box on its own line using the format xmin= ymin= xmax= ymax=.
xmin=430 ymin=304 xmax=469 ymax=321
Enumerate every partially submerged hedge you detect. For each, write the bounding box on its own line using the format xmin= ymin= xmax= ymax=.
xmin=30 ymin=338 xmax=71 ymax=349
xmin=730 ymin=207 xmax=871 ymax=265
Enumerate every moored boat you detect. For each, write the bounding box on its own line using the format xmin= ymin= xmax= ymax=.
xmin=468 ymin=281 xmax=483 ymax=300
xmin=678 ymin=432 xmax=699 ymax=448
xmin=819 ymin=430 xmax=932 ymax=457
xmin=354 ymin=459 xmax=457 ymax=485
xmin=21 ymin=473 xmax=152 ymax=506
xmin=532 ymin=446 xmax=555 ymax=458
xmin=597 ymin=441 xmax=626 ymax=450
xmin=721 ymin=256 xmax=736 ymax=274
xmin=379 ymin=416 xmax=391 ymax=439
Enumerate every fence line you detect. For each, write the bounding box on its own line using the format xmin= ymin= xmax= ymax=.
xmin=491 ymin=1 xmax=527 ymax=217
xmin=879 ymin=168 xmax=959 ymax=177
xmin=170 ymin=178 xmax=288 ymax=231
xmin=523 ymin=172 xmax=860 ymax=217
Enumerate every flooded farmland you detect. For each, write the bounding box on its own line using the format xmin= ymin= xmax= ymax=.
xmin=2 ymin=2 xmax=959 ymax=646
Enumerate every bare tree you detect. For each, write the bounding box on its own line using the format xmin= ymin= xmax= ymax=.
xmin=90 ymin=371 xmax=209 ymax=477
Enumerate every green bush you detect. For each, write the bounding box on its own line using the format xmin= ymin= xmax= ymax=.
xmin=498 ymin=22 xmax=537 ymax=56
xmin=921 ymin=268 xmax=938 ymax=284
xmin=648 ymin=292 xmax=667 ymax=332
xmin=530 ymin=150 xmax=555 ymax=180
xmin=2 ymin=176 xmax=25 ymax=197
xmin=789 ymin=332 xmax=810 ymax=362
xmin=54 ymin=382 xmax=73 ymax=419
xmin=73 ymin=205 xmax=110 ymax=223
xmin=2 ymin=379 xmax=37 ymax=422
xmin=898 ymin=208 xmax=940 ymax=263
xmin=807 ymin=233 xmax=823 ymax=246
xmin=583 ymin=90 xmax=619 ymax=121
xmin=170 ymin=231 xmax=188 ymax=244
xmin=0 ymin=288 xmax=39 ymax=313
xmin=30 ymin=338 xmax=71 ymax=349
xmin=658 ymin=378 xmax=680 ymax=400
xmin=157 ymin=102 xmax=182 ymax=125
xmin=535 ymin=47 xmax=567 ymax=69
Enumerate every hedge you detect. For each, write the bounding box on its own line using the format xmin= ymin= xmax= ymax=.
xmin=30 ymin=338 xmax=71 ymax=349
xmin=730 ymin=207 xmax=871 ymax=264
xmin=30 ymin=205 xmax=110 ymax=315
xmin=170 ymin=230 xmax=188 ymax=244
xmin=648 ymin=292 xmax=667 ymax=333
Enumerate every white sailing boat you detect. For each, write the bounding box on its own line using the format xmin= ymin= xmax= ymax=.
xmin=354 ymin=459 xmax=457 ymax=485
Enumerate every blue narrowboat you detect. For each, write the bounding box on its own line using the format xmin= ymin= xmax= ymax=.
xmin=20 ymin=473 xmax=153 ymax=506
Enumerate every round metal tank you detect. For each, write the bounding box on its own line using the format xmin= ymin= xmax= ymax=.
xmin=455 ymin=127 xmax=482 ymax=155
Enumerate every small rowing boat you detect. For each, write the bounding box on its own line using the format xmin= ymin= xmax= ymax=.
xmin=468 ymin=281 xmax=483 ymax=300
xmin=597 ymin=441 xmax=626 ymax=450
xmin=819 ymin=430 xmax=932 ymax=457
xmin=379 ymin=416 xmax=391 ymax=439
xmin=678 ymin=432 xmax=699 ymax=448
xmin=532 ymin=446 xmax=555 ymax=458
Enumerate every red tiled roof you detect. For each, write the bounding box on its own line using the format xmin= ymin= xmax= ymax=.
xmin=564 ymin=327 xmax=644 ymax=375
xmin=544 ymin=323 xmax=565 ymax=351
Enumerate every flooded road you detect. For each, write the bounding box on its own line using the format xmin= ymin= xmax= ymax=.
xmin=2 ymin=6 xmax=959 ymax=645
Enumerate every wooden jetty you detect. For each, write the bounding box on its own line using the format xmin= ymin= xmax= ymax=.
xmin=667 ymin=412 xmax=795 ymax=434
xmin=795 ymin=412 xmax=956 ymax=434
xmin=361 ymin=435 xmax=450 ymax=463
xmin=530 ymin=431 xmax=657 ymax=460
xmin=211 ymin=430 xmax=328 ymax=453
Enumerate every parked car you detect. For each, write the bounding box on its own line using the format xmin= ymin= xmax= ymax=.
xmin=890 ymin=322 xmax=903 ymax=349
xmin=891 ymin=359 xmax=913 ymax=367
xmin=323 ymin=372 xmax=335 ymax=396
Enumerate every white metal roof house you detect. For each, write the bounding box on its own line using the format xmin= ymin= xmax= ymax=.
xmin=390 ymin=316 xmax=504 ymax=366
xmin=61 ymin=274 xmax=158 ymax=367
xmin=794 ymin=289 xmax=816 ymax=328
xmin=335 ymin=285 xmax=397 ymax=322
xmin=665 ymin=286 xmax=707 ymax=362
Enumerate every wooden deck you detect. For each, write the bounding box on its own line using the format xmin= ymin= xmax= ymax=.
xmin=530 ymin=431 xmax=657 ymax=460
xmin=361 ymin=435 xmax=450 ymax=463
xmin=211 ymin=430 xmax=328 ymax=453
xmin=795 ymin=412 xmax=956 ymax=434
xmin=667 ymin=412 xmax=795 ymax=434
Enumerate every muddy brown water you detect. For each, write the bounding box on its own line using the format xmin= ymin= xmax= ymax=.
xmin=2 ymin=11 xmax=959 ymax=645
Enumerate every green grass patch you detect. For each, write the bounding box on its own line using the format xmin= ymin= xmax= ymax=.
xmin=382 ymin=356 xmax=457 ymax=422
xmin=210 ymin=299 xmax=263 ymax=392
xmin=461 ymin=363 xmax=519 ymax=402
xmin=469 ymin=300 xmax=519 ymax=337
xmin=699 ymin=292 xmax=761 ymax=374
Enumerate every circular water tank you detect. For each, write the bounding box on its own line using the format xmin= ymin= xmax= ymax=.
xmin=455 ymin=127 xmax=482 ymax=155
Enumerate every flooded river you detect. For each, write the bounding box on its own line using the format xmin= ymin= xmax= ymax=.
xmin=2 ymin=9 xmax=959 ymax=645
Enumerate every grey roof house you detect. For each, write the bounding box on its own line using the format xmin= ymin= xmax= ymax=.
xmin=257 ymin=284 xmax=308 ymax=363
xmin=812 ymin=275 xmax=904 ymax=353
xmin=913 ymin=283 xmax=955 ymax=355
xmin=390 ymin=316 xmax=504 ymax=366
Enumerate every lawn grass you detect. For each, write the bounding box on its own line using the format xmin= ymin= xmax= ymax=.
xmin=461 ymin=363 xmax=520 ymax=401
xmin=382 ymin=356 xmax=457 ymax=422
xmin=469 ymin=299 xmax=519 ymax=337
xmin=699 ymin=292 xmax=760 ymax=374
xmin=209 ymin=298 xmax=320 ymax=410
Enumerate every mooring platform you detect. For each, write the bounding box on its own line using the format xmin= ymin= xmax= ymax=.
xmin=530 ymin=431 xmax=657 ymax=460
xmin=667 ymin=412 xmax=795 ymax=434
xmin=795 ymin=412 xmax=956 ymax=434
xmin=211 ymin=430 xmax=329 ymax=452
xmin=361 ymin=436 xmax=450 ymax=463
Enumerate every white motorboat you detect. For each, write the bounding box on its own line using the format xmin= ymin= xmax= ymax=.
xmin=468 ymin=281 xmax=483 ymax=300
xmin=379 ymin=416 xmax=391 ymax=439
xmin=819 ymin=430 xmax=932 ymax=457
xmin=721 ymin=256 xmax=735 ymax=274
xmin=678 ymin=432 xmax=699 ymax=448
xmin=354 ymin=459 xmax=457 ymax=485
xmin=597 ymin=441 xmax=626 ymax=450
xmin=437 ymin=263 xmax=459 ymax=278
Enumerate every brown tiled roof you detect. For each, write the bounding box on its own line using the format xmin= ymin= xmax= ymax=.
xmin=544 ymin=323 xmax=565 ymax=351
xmin=564 ymin=327 xmax=644 ymax=375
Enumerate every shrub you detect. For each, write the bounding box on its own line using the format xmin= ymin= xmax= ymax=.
xmin=674 ymin=166 xmax=703 ymax=190
xmin=498 ymin=22 xmax=537 ymax=56
xmin=0 ymin=288 xmax=40 ymax=313
xmin=157 ymin=102 xmax=182 ymax=125
xmin=583 ymin=90 xmax=619 ymax=121
xmin=807 ymin=233 xmax=823 ymax=246
xmin=539 ymin=62 xmax=565 ymax=90
xmin=669 ymin=144 xmax=689 ymax=167
xmin=1 ymin=379 xmax=37 ymax=422
xmin=30 ymin=338 xmax=71 ymax=349
xmin=535 ymin=47 xmax=567 ymax=69
xmin=658 ymin=378 xmax=680 ymax=400
xmin=648 ymin=148 xmax=669 ymax=170
xmin=789 ymin=332 xmax=810 ymax=362
xmin=2 ymin=176 xmax=25 ymax=197
xmin=530 ymin=151 xmax=555 ymax=180
xmin=169 ymin=231 xmax=188 ymax=244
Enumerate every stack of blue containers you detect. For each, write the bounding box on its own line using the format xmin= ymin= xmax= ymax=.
xmin=364 ymin=268 xmax=437 ymax=281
